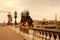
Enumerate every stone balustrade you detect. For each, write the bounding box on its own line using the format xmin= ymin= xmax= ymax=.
xmin=30 ymin=28 xmax=60 ymax=40
xmin=7 ymin=25 xmax=60 ymax=40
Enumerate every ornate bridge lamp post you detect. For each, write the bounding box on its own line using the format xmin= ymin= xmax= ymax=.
xmin=14 ymin=11 xmax=17 ymax=25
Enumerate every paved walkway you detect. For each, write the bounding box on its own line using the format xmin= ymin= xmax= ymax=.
xmin=0 ymin=26 xmax=24 ymax=40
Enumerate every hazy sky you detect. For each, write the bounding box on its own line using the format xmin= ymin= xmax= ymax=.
xmin=0 ymin=0 xmax=60 ymax=23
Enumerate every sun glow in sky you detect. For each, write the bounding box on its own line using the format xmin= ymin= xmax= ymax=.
xmin=0 ymin=0 xmax=60 ymax=23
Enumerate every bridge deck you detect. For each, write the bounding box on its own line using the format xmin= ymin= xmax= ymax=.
xmin=0 ymin=26 xmax=24 ymax=40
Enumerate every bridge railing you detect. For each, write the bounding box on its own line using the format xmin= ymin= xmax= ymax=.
xmin=7 ymin=25 xmax=60 ymax=40
xmin=30 ymin=28 xmax=60 ymax=40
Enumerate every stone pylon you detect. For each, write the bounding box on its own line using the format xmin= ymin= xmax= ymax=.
xmin=7 ymin=12 xmax=12 ymax=25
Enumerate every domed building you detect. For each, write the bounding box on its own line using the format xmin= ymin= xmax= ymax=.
xmin=42 ymin=19 xmax=48 ymax=25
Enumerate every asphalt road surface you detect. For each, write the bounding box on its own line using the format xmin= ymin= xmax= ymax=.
xmin=0 ymin=26 xmax=24 ymax=40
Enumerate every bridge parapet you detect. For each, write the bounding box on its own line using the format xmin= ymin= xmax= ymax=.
xmin=30 ymin=28 xmax=60 ymax=40
xmin=7 ymin=25 xmax=60 ymax=40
